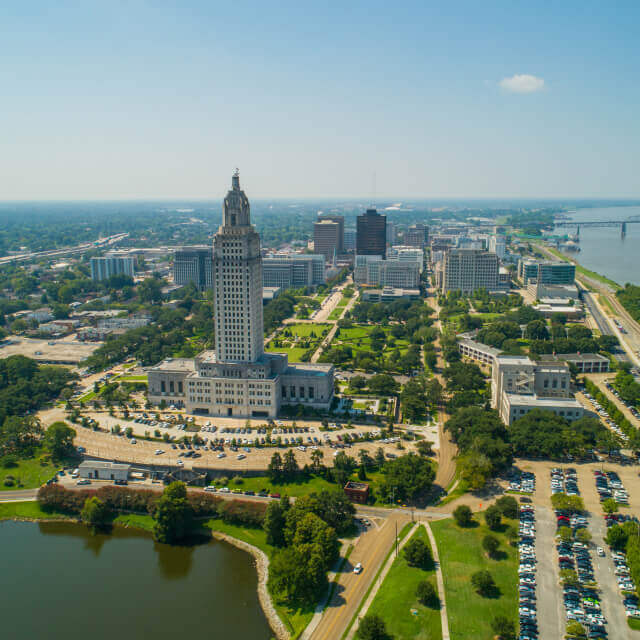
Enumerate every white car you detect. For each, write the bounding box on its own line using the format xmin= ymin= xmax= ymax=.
xmin=204 ymin=486 xmax=217 ymax=493
xmin=353 ymin=562 xmax=363 ymax=574
xmin=155 ymin=449 xmax=164 ymax=455
xmin=217 ymin=452 xmax=226 ymax=459
xmin=597 ymin=547 xmax=605 ymax=557
xmin=237 ymin=454 xmax=246 ymax=460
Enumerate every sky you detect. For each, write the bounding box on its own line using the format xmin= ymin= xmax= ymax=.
xmin=1 ymin=1 xmax=639 ymax=200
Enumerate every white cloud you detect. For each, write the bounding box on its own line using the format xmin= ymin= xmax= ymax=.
xmin=499 ymin=74 xmax=545 ymax=94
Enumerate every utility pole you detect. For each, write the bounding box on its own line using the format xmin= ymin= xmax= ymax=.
xmin=395 ymin=521 xmax=398 ymax=558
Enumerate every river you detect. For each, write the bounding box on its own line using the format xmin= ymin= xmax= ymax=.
xmin=0 ymin=521 xmax=273 ymax=640
xmin=560 ymin=205 xmax=640 ymax=286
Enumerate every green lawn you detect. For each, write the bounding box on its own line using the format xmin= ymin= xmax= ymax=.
xmin=367 ymin=525 xmax=442 ymax=640
xmin=431 ymin=514 xmax=518 ymax=640
xmin=0 ymin=500 xmax=70 ymax=521
xmin=266 ymin=323 xmax=331 ymax=362
xmin=0 ymin=449 xmax=59 ymax=491
xmin=217 ymin=473 xmax=338 ymax=497
xmin=265 ymin=345 xmax=310 ymax=362
xmin=119 ymin=375 xmax=148 ymax=382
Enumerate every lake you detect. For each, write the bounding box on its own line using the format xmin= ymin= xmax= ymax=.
xmin=561 ymin=205 xmax=640 ymax=286
xmin=0 ymin=521 xmax=273 ymax=640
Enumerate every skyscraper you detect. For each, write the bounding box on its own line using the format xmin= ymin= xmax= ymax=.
xmin=147 ymin=172 xmax=334 ymax=418
xmin=314 ymin=219 xmax=342 ymax=261
xmin=213 ymin=172 xmax=264 ymax=363
xmin=173 ymin=246 xmax=213 ymax=291
xmin=357 ymin=208 xmax=386 ymax=258
xmin=318 ymin=214 xmax=344 ymax=253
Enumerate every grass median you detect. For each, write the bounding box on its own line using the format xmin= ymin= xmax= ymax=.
xmin=431 ymin=513 xmax=518 ymax=640
xmin=367 ymin=525 xmax=442 ymax=640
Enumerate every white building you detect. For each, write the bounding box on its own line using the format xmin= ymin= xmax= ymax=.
xmin=438 ymin=248 xmax=501 ymax=294
xmin=147 ymin=173 xmax=334 ymax=418
xmin=491 ymin=355 xmax=584 ymax=425
xmin=262 ymin=253 xmax=325 ymax=288
xmin=488 ymin=235 xmax=506 ymax=259
xmin=387 ymin=246 xmax=424 ymax=272
xmin=90 ymin=255 xmax=135 ymax=281
xmin=78 ymin=461 xmax=130 ymax=481
xmin=354 ymin=254 xmax=420 ymax=288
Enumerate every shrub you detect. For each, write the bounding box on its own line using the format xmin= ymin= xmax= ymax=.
xmin=484 ymin=505 xmax=502 ymax=531
xmin=1 ymin=455 xmax=18 ymax=468
xmin=356 ymin=614 xmax=392 ymax=640
xmin=416 ymin=579 xmax=438 ymax=607
xmin=453 ymin=504 xmax=473 ymax=527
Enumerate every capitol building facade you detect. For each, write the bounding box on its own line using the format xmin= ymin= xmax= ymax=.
xmin=147 ymin=173 xmax=334 ymax=418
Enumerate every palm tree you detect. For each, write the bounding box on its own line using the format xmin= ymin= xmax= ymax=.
xmin=311 ymin=448 xmax=324 ymax=472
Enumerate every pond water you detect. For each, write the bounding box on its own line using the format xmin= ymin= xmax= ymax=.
xmin=0 ymin=521 xmax=272 ymax=640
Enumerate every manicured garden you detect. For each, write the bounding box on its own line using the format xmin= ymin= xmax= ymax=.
xmin=367 ymin=525 xmax=442 ymax=640
xmin=431 ymin=512 xmax=518 ymax=640
xmin=265 ymin=323 xmax=331 ymax=362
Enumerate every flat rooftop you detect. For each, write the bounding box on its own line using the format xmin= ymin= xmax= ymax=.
xmin=286 ymin=362 xmax=334 ymax=376
xmin=149 ymin=358 xmax=196 ymax=372
xmin=538 ymin=352 xmax=609 ymax=363
xmin=79 ymin=461 xmax=131 ymax=471
xmin=506 ymin=394 xmax=583 ymax=408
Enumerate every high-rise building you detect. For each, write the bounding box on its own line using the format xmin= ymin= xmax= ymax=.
xmin=357 ymin=208 xmax=386 ymax=258
xmin=90 ymin=254 xmax=135 ymax=281
xmin=404 ymin=223 xmax=429 ymax=248
xmin=439 ymin=248 xmax=500 ymax=294
xmin=354 ymin=254 xmax=420 ymax=288
xmin=386 ymin=221 xmax=395 ymax=246
xmin=344 ymin=228 xmax=357 ymax=251
xmin=517 ymin=259 xmax=575 ymax=286
xmin=488 ymin=235 xmax=506 ymax=259
xmin=314 ymin=219 xmax=342 ymax=262
xmin=317 ymin=214 xmax=344 ymax=254
xmin=262 ymin=254 xmax=325 ymax=288
xmin=173 ymin=246 xmax=213 ymax=290
xmin=148 ymin=172 xmax=334 ymax=418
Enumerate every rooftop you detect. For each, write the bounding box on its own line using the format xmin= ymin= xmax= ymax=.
xmin=537 ymin=353 xmax=609 ymax=363
xmin=505 ymin=394 xmax=583 ymax=408
xmin=149 ymin=358 xmax=196 ymax=372
xmin=78 ymin=461 xmax=131 ymax=471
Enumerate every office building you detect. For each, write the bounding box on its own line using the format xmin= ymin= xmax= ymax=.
xmin=148 ymin=172 xmax=334 ymax=418
xmin=404 ymin=223 xmax=429 ymax=248
xmin=314 ymin=219 xmax=342 ymax=262
xmin=357 ymin=208 xmax=386 ymax=258
xmin=491 ymin=355 xmax=584 ymax=425
xmin=90 ymin=255 xmax=135 ymax=281
xmin=387 ymin=246 xmax=424 ymax=272
xmin=518 ymin=259 xmax=576 ymax=286
xmin=262 ymin=253 xmax=325 ymax=288
xmin=488 ymin=235 xmax=506 ymax=259
xmin=386 ymin=221 xmax=395 ymax=246
xmin=173 ymin=246 xmax=213 ymax=291
xmin=317 ymin=214 xmax=344 ymax=254
xmin=438 ymin=249 xmax=500 ymax=294
xmin=354 ymin=254 xmax=420 ymax=288
xmin=344 ymin=228 xmax=356 ymax=251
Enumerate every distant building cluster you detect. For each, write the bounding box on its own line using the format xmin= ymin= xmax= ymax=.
xmin=90 ymin=254 xmax=135 ymax=281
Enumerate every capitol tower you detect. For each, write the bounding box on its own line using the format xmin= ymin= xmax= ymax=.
xmin=213 ymin=170 xmax=264 ymax=363
xmin=147 ymin=172 xmax=334 ymax=418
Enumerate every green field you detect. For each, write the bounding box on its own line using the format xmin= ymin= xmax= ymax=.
xmin=331 ymin=324 xmax=411 ymax=356
xmin=266 ymin=323 xmax=331 ymax=362
xmin=215 ymin=473 xmax=338 ymax=496
xmin=367 ymin=525 xmax=442 ymax=640
xmin=0 ymin=500 xmax=70 ymax=521
xmin=431 ymin=514 xmax=518 ymax=640
xmin=0 ymin=449 xmax=59 ymax=491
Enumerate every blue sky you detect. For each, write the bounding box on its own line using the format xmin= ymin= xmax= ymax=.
xmin=1 ymin=1 xmax=639 ymax=199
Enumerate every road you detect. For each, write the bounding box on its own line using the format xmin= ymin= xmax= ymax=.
xmin=309 ymin=511 xmax=410 ymax=640
xmin=0 ymin=489 xmax=38 ymax=502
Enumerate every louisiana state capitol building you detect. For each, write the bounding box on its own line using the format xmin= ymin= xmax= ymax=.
xmin=148 ymin=172 xmax=334 ymax=418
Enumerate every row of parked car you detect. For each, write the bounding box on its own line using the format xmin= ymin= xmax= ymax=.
xmin=551 ymin=467 xmax=580 ymax=497
xmin=605 ymin=380 xmax=640 ymax=420
xmin=552 ymin=470 xmax=608 ymax=639
xmin=594 ymin=469 xmax=629 ymax=505
xmin=518 ymin=504 xmax=538 ymax=640
xmin=508 ymin=468 xmax=535 ymax=494
xmin=582 ymin=390 xmax=629 ymax=445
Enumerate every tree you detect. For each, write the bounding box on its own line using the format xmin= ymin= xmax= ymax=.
xmin=482 ymin=534 xmax=500 ymax=558
xmin=495 ymin=495 xmax=519 ymax=519
xmin=368 ymin=374 xmax=399 ymax=396
xmin=268 ymin=451 xmax=283 ymax=481
xmin=356 ymin=614 xmax=393 ymax=640
xmin=425 ymin=378 xmax=444 ymax=406
xmin=605 ymin=524 xmax=628 ymax=550
xmin=453 ymin=505 xmax=473 ymax=527
xmin=379 ymin=454 xmax=435 ymax=503
xmin=551 ymin=493 xmax=584 ymax=514
xmin=269 ymin=545 xmax=328 ymax=606
xmin=491 ymin=616 xmax=516 ymax=640
xmin=602 ymin=497 xmax=618 ymax=514
xmin=560 ymin=569 xmax=579 ymax=587
xmin=264 ymin=501 xmax=286 ymax=547
xmin=403 ymin=537 xmax=432 ymax=568
xmin=575 ymin=528 xmax=592 ymax=544
xmin=484 ymin=505 xmax=502 ymax=531
xmin=310 ymin=448 xmax=324 ymax=472
xmin=350 ymin=375 xmax=367 ymax=392
xmin=558 ymin=526 xmax=573 ymax=544
xmin=44 ymin=421 xmax=76 ymax=458
xmin=471 ymin=570 xmax=496 ymax=597
xmin=459 ymin=452 xmax=494 ymax=490
xmin=152 ymin=481 xmax=193 ymax=544
xmin=525 ymin=319 xmax=549 ymax=340
xmin=81 ymin=496 xmax=110 ymax=529
xmin=566 ymin=621 xmax=586 ymax=638
xmin=283 ymin=449 xmax=299 ymax=479
xmin=416 ymin=580 xmax=438 ymax=607
xmin=415 ymin=440 xmax=434 ymax=457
